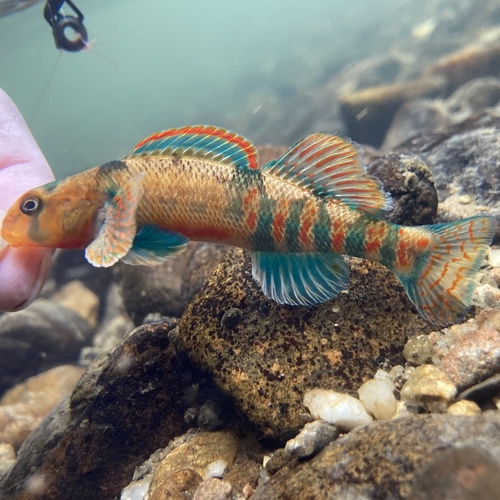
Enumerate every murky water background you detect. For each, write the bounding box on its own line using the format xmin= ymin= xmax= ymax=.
xmin=0 ymin=0 xmax=486 ymax=176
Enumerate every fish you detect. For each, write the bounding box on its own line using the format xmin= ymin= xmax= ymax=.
xmin=1 ymin=125 xmax=496 ymax=325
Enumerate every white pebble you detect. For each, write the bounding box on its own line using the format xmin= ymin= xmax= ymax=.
xmin=120 ymin=478 xmax=152 ymax=500
xmin=358 ymin=378 xmax=397 ymax=420
xmin=205 ymin=458 xmax=227 ymax=479
xmin=489 ymin=248 xmax=500 ymax=269
xmin=303 ymin=388 xmax=373 ymax=431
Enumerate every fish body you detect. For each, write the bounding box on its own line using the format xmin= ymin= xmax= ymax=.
xmin=1 ymin=126 xmax=496 ymax=325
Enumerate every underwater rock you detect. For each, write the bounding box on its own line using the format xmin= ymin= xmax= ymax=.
xmin=408 ymin=444 xmax=500 ymax=500
xmin=339 ymin=77 xmax=444 ymax=148
xmin=403 ymin=334 xmax=435 ymax=366
xmin=396 ymin=108 xmax=500 ymax=239
xmin=120 ymin=242 xmax=228 ymax=324
xmin=123 ymin=430 xmax=262 ymax=500
xmin=357 ymin=370 xmax=397 ymax=421
xmin=252 ymin=413 xmax=500 ymax=499
xmin=366 ymin=153 xmax=438 ymax=225
xmin=447 ymin=399 xmax=481 ymax=416
xmin=51 ymin=281 xmax=99 ymax=328
xmin=147 ymin=431 xmax=238 ymax=499
xmin=440 ymin=327 xmax=500 ymax=392
xmin=284 ymin=420 xmax=339 ymax=460
xmin=400 ymin=365 xmax=457 ymax=412
xmin=0 ymin=321 xmax=193 ymax=499
xmin=422 ymin=44 xmax=500 ymax=94
xmin=0 ymin=365 xmax=83 ymax=451
xmin=303 ymin=389 xmax=373 ymax=431
xmin=48 ymin=249 xmax=114 ymax=320
xmin=0 ymin=443 xmax=15 ymax=479
xmin=193 ymin=477 xmax=232 ymax=500
xmin=0 ymin=299 xmax=94 ymax=395
xmin=173 ymin=248 xmax=432 ymax=442
xmin=383 ymin=77 xmax=500 ymax=151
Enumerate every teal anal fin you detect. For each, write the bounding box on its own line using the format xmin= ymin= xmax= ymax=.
xmin=121 ymin=225 xmax=189 ymax=266
xmin=86 ymin=173 xmax=144 ymax=268
xmin=249 ymin=251 xmax=349 ymax=306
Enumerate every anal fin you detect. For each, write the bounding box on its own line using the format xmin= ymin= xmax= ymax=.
xmin=250 ymin=251 xmax=349 ymax=306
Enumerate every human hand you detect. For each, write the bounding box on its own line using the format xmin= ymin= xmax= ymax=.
xmin=0 ymin=88 xmax=55 ymax=311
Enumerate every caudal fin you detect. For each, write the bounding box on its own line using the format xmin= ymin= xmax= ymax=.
xmin=396 ymin=215 xmax=497 ymax=326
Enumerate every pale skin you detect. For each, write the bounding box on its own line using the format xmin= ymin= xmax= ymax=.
xmin=0 ymin=89 xmax=55 ymax=311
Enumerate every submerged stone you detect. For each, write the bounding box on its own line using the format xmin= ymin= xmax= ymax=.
xmin=252 ymin=413 xmax=500 ymax=499
xmin=174 ymin=248 xmax=431 ymax=442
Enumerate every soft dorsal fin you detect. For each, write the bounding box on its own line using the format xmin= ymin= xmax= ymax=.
xmin=262 ymin=133 xmax=391 ymax=215
xmin=129 ymin=125 xmax=259 ymax=171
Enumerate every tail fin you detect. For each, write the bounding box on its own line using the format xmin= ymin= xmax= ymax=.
xmin=396 ymin=215 xmax=497 ymax=326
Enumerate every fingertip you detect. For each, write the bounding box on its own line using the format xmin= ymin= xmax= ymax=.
xmin=0 ymin=247 xmax=53 ymax=312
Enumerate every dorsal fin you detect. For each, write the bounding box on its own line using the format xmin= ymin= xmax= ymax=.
xmin=262 ymin=133 xmax=391 ymax=215
xmin=129 ymin=125 xmax=259 ymax=171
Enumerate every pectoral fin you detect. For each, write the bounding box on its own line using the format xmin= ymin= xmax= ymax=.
xmin=85 ymin=174 xmax=144 ymax=268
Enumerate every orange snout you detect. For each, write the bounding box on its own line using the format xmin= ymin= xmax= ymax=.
xmin=1 ymin=206 xmax=36 ymax=247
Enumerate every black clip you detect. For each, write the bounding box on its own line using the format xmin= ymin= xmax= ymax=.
xmin=44 ymin=0 xmax=88 ymax=52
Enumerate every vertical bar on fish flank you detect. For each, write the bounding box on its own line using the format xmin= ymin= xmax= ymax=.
xmin=249 ymin=194 xmax=277 ymax=251
xmin=284 ymin=199 xmax=306 ymax=252
xmin=312 ymin=201 xmax=332 ymax=252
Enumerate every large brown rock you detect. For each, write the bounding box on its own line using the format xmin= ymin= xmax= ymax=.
xmin=173 ymin=249 xmax=432 ymax=442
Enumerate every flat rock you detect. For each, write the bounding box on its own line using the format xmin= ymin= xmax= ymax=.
xmin=174 ymin=248 xmax=432 ymax=442
xmin=253 ymin=413 xmax=500 ymax=499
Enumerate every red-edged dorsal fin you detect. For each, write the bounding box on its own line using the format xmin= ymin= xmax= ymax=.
xmin=128 ymin=125 xmax=259 ymax=171
xmin=262 ymin=133 xmax=391 ymax=215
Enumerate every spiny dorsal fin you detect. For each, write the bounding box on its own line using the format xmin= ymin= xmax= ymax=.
xmin=128 ymin=125 xmax=259 ymax=171
xmin=262 ymin=133 xmax=391 ymax=215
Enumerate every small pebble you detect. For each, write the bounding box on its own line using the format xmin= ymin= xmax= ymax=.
xmin=489 ymin=248 xmax=500 ymax=268
xmin=194 ymin=478 xmax=232 ymax=500
xmin=403 ymin=335 xmax=434 ymax=366
xmin=358 ymin=374 xmax=397 ymax=420
xmin=447 ymin=400 xmax=481 ymax=416
xmin=0 ymin=442 xmax=16 ymax=477
xmin=120 ymin=477 xmax=152 ymax=500
xmin=284 ymin=420 xmax=339 ymax=458
xmin=303 ymin=388 xmax=373 ymax=431
xmin=205 ymin=459 xmax=228 ymax=479
xmin=400 ymin=365 xmax=457 ymax=412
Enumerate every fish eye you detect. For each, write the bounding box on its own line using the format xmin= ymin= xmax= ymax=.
xmin=20 ymin=197 xmax=41 ymax=215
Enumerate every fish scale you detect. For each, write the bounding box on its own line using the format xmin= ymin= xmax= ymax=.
xmin=1 ymin=125 xmax=496 ymax=326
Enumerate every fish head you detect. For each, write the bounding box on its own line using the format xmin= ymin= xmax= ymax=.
xmin=1 ymin=179 xmax=103 ymax=250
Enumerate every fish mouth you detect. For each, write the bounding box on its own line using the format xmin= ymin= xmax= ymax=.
xmin=0 ymin=210 xmax=28 ymax=247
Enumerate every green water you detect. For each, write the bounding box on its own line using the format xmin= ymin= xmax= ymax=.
xmin=0 ymin=0 xmax=440 ymax=176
